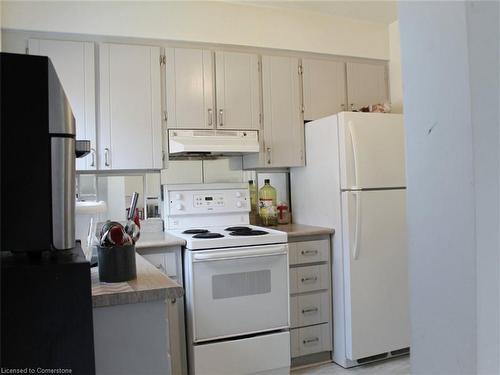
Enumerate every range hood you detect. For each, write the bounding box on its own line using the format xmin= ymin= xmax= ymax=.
xmin=168 ymin=129 xmax=259 ymax=155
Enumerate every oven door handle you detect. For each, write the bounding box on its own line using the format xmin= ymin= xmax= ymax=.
xmin=192 ymin=247 xmax=287 ymax=262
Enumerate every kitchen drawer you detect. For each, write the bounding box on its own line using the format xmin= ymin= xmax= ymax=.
xmin=290 ymin=323 xmax=332 ymax=358
xmin=290 ymin=264 xmax=329 ymax=294
xmin=289 ymin=240 xmax=329 ymax=265
xmin=290 ymin=291 xmax=330 ymax=328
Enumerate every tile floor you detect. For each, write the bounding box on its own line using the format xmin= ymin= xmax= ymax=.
xmin=293 ymin=355 xmax=410 ymax=375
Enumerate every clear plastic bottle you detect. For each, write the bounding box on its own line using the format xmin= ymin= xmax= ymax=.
xmin=258 ymin=179 xmax=278 ymax=226
xmin=248 ymin=180 xmax=259 ymax=225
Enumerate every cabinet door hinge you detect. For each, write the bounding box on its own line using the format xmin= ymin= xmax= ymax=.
xmin=301 ymin=105 xmax=305 ymax=114
xmin=259 ymin=113 xmax=263 ymax=125
xmin=298 ymin=64 xmax=303 ymax=75
xmin=257 ymin=61 xmax=261 ymax=73
xmin=160 ymin=55 xmax=166 ymax=65
xmin=163 ymin=111 xmax=168 ymax=122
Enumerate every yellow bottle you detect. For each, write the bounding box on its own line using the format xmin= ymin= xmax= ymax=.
xmin=258 ymin=179 xmax=278 ymax=226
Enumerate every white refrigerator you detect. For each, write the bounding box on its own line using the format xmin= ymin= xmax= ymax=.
xmin=290 ymin=112 xmax=410 ymax=368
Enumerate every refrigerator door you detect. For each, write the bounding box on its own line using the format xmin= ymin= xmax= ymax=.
xmin=341 ymin=189 xmax=410 ymax=360
xmin=338 ymin=112 xmax=406 ymax=190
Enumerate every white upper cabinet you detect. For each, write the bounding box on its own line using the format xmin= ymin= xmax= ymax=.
xmin=28 ymin=38 xmax=96 ymax=171
xmin=166 ymin=48 xmax=215 ymax=129
xmin=245 ymin=55 xmax=303 ymax=169
xmin=215 ymin=51 xmax=260 ymax=130
xmin=99 ymin=43 xmax=163 ymax=170
xmin=346 ymin=62 xmax=388 ymax=111
xmin=302 ymin=58 xmax=347 ymax=121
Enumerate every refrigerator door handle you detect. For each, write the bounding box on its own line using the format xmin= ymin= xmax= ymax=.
xmin=348 ymin=121 xmax=360 ymax=189
xmin=352 ymin=191 xmax=361 ymax=260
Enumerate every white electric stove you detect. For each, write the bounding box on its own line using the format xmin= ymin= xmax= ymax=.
xmin=168 ymin=224 xmax=287 ymax=250
xmin=163 ymin=183 xmax=291 ymax=375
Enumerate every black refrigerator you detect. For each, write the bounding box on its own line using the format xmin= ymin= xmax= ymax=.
xmin=0 ymin=52 xmax=95 ymax=374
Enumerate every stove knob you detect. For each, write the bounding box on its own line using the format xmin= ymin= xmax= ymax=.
xmin=175 ymin=193 xmax=182 ymax=200
xmin=236 ymin=192 xmax=242 ymax=198
xmin=175 ymin=204 xmax=184 ymax=211
xmin=236 ymin=201 xmax=243 ymax=208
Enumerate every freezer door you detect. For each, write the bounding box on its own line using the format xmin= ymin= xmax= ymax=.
xmin=338 ymin=112 xmax=406 ymax=189
xmin=342 ymin=189 xmax=410 ymax=360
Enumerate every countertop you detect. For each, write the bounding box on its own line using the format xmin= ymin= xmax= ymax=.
xmin=91 ymin=253 xmax=183 ymax=308
xmin=274 ymin=223 xmax=335 ymax=238
xmin=134 ymin=223 xmax=334 ymax=250
xmin=135 ymin=232 xmax=186 ymax=249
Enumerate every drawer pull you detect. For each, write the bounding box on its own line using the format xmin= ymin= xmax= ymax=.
xmin=301 ymin=250 xmax=318 ymax=256
xmin=302 ymin=307 xmax=319 ymax=314
xmin=303 ymin=337 xmax=320 ymax=345
xmin=156 ymin=264 xmax=164 ymax=271
xmin=301 ymin=276 xmax=318 ymax=283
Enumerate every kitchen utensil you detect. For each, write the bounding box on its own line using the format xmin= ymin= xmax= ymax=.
xmin=100 ymin=221 xmax=122 ymax=240
xmin=125 ymin=192 xmax=141 ymax=244
xmin=99 ymin=221 xmax=131 ymax=247
xmin=127 ymin=192 xmax=139 ymax=221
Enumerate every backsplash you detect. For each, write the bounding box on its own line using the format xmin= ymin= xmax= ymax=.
xmin=76 ymin=156 xmax=290 ymax=223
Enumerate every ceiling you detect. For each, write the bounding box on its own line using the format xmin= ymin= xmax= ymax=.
xmin=231 ymin=1 xmax=398 ymax=25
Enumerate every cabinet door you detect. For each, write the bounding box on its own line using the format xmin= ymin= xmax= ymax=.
xmin=28 ymin=39 xmax=96 ymax=171
xmin=302 ymin=58 xmax=346 ymax=120
xmin=215 ymin=51 xmax=260 ymax=130
xmin=262 ymin=55 xmax=304 ymax=168
xmin=99 ymin=43 xmax=162 ymax=170
xmin=166 ymin=48 xmax=214 ymax=129
xmin=346 ymin=61 xmax=388 ymax=110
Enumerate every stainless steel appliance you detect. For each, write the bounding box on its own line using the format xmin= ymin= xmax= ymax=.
xmin=1 ymin=52 xmax=95 ymax=373
xmin=163 ymin=183 xmax=291 ymax=374
xmin=1 ymin=52 xmax=89 ymax=252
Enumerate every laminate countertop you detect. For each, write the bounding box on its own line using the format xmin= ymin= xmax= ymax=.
xmin=91 ymin=253 xmax=183 ymax=308
xmin=274 ymin=223 xmax=335 ymax=238
xmin=134 ymin=224 xmax=334 ymax=250
xmin=135 ymin=232 xmax=186 ymax=249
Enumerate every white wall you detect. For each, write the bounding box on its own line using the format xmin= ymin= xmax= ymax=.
xmin=389 ymin=20 xmax=403 ymax=113
xmin=1 ymin=0 xmax=389 ymax=59
xmin=399 ymin=1 xmax=499 ymax=374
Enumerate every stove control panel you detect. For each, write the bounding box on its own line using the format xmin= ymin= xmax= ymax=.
xmin=166 ymin=187 xmax=249 ymax=216
xmin=194 ymin=194 xmax=225 ymax=208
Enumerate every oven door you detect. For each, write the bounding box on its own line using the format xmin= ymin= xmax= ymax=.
xmin=186 ymin=244 xmax=290 ymax=342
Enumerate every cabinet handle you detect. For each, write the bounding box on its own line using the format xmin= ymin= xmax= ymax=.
xmin=170 ymin=298 xmax=176 ymax=304
xmin=156 ymin=264 xmax=164 ymax=271
xmin=218 ymin=109 xmax=224 ymax=127
xmin=351 ymin=103 xmax=355 ymax=111
xmin=104 ymin=148 xmax=110 ymax=167
xmin=301 ymin=249 xmax=318 ymax=256
xmin=301 ymin=307 xmax=319 ymax=314
xmin=90 ymin=148 xmax=96 ymax=167
xmin=303 ymin=337 xmax=320 ymax=345
xmin=208 ymin=108 xmax=213 ymax=127
xmin=301 ymin=276 xmax=318 ymax=283
xmin=266 ymin=147 xmax=272 ymax=165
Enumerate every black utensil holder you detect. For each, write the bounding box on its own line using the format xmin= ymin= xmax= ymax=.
xmin=97 ymin=244 xmax=136 ymax=282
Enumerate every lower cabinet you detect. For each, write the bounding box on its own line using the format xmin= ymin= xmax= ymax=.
xmin=291 ymin=323 xmax=332 ymax=358
xmin=137 ymin=245 xmax=188 ymax=375
xmin=288 ymin=237 xmax=333 ymax=367
xmin=291 ymin=291 xmax=330 ymax=328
